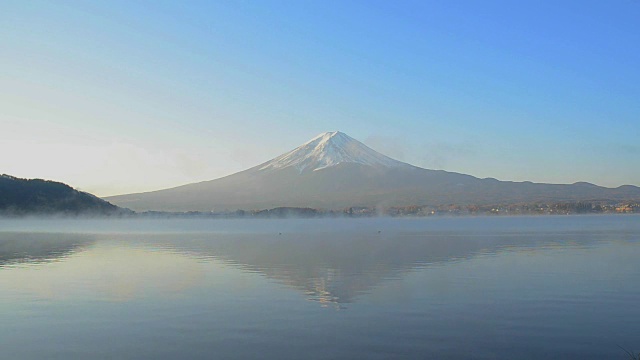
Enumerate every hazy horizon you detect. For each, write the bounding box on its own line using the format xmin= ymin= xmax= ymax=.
xmin=2 ymin=1 xmax=639 ymax=196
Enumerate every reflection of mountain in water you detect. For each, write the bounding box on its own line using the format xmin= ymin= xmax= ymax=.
xmin=1 ymin=222 xmax=624 ymax=305
xmin=0 ymin=232 xmax=92 ymax=267
xmin=155 ymin=230 xmax=608 ymax=305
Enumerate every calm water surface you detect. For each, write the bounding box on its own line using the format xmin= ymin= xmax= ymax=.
xmin=1 ymin=216 xmax=639 ymax=359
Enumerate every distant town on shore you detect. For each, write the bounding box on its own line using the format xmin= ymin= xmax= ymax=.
xmin=135 ymin=201 xmax=639 ymax=219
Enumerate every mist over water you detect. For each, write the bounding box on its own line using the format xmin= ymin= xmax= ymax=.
xmin=1 ymin=216 xmax=639 ymax=359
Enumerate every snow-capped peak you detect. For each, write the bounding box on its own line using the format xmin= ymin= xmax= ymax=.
xmin=258 ymin=131 xmax=409 ymax=173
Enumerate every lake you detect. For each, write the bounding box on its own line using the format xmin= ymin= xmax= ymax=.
xmin=0 ymin=216 xmax=638 ymax=359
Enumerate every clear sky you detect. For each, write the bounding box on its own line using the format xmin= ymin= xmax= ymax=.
xmin=2 ymin=0 xmax=639 ymax=196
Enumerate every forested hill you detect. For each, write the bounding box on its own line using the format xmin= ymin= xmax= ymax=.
xmin=0 ymin=174 xmax=129 ymax=216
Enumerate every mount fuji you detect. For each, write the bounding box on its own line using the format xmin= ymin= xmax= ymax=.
xmin=106 ymin=131 xmax=640 ymax=212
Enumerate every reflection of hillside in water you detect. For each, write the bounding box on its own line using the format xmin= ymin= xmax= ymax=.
xmin=156 ymin=230 xmax=606 ymax=305
xmin=0 ymin=232 xmax=92 ymax=267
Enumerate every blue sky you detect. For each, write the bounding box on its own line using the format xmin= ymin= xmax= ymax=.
xmin=2 ymin=0 xmax=639 ymax=196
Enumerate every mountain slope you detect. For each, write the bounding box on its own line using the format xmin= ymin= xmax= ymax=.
xmin=0 ymin=174 xmax=128 ymax=216
xmin=105 ymin=132 xmax=640 ymax=212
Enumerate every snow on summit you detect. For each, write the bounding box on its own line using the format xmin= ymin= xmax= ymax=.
xmin=259 ymin=131 xmax=409 ymax=173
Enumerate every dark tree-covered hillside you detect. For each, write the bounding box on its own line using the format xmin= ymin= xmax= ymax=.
xmin=0 ymin=174 xmax=130 ymax=216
